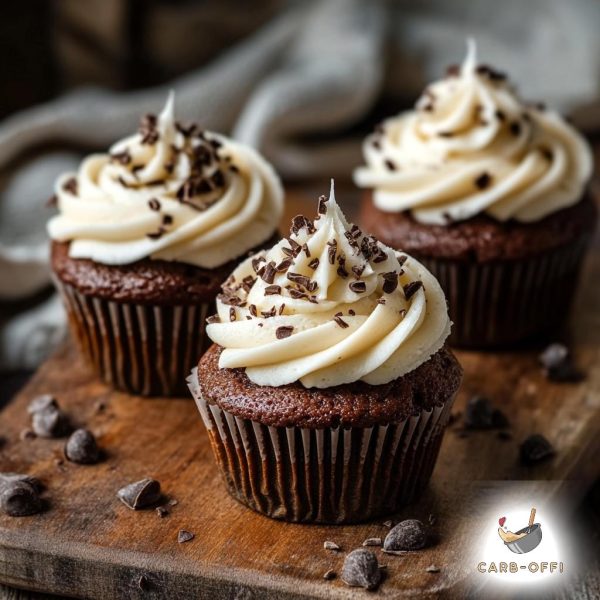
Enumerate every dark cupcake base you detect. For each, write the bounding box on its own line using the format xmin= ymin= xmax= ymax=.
xmin=359 ymin=194 xmax=597 ymax=348
xmin=188 ymin=346 xmax=462 ymax=523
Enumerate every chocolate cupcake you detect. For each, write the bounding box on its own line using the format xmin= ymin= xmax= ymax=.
xmin=354 ymin=41 xmax=596 ymax=347
xmin=188 ymin=183 xmax=462 ymax=523
xmin=48 ymin=93 xmax=283 ymax=396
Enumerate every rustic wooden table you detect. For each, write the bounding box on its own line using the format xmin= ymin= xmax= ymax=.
xmin=1 ymin=183 xmax=599 ymax=599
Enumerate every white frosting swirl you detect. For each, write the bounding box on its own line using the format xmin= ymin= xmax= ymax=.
xmin=48 ymin=93 xmax=283 ymax=268
xmin=354 ymin=40 xmax=593 ymax=225
xmin=206 ymin=182 xmax=451 ymax=389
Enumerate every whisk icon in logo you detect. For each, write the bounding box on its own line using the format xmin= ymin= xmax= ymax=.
xmin=498 ymin=507 xmax=542 ymax=554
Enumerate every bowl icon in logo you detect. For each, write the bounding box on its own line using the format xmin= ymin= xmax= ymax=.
xmin=504 ymin=523 xmax=543 ymax=554
xmin=497 ymin=507 xmax=542 ymax=554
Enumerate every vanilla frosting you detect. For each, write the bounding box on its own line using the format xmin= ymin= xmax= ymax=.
xmin=48 ymin=93 xmax=283 ymax=268
xmin=206 ymin=182 xmax=451 ymax=389
xmin=354 ymin=40 xmax=593 ymax=225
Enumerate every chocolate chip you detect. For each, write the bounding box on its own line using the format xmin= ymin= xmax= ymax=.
xmin=520 ymin=434 xmax=555 ymax=466
xmin=324 ymin=540 xmax=341 ymax=551
xmin=260 ymin=262 xmax=277 ymax=284
xmin=464 ymin=395 xmax=494 ymax=429
xmin=19 ymin=429 xmax=36 ymax=441
xmin=403 ymin=281 xmax=423 ymax=300
xmin=383 ymin=519 xmax=427 ymax=551
xmin=117 ymin=478 xmax=161 ymax=510
xmin=162 ymin=214 xmax=173 ymax=226
xmin=308 ymin=258 xmax=320 ymax=270
xmin=156 ymin=506 xmax=169 ymax=518
xmin=65 ymin=429 xmax=100 ymax=464
xmin=248 ymin=305 xmax=258 ymax=318
xmin=474 ymin=172 xmax=492 ymax=190
xmin=384 ymin=159 xmax=397 ymax=171
xmin=539 ymin=343 xmax=584 ymax=382
xmin=0 ymin=477 xmax=42 ymax=517
xmin=31 ymin=404 xmax=71 ymax=439
xmin=495 ymin=109 xmax=506 ymax=122
xmin=382 ymin=272 xmax=399 ymax=294
xmin=362 ymin=537 xmax=382 ymax=547
xmin=349 ymin=281 xmax=366 ymax=293
xmin=178 ymin=529 xmax=195 ymax=544
xmin=323 ymin=569 xmax=336 ymax=580
xmin=110 ymin=150 xmax=131 ymax=165
xmin=252 ymin=256 xmax=266 ymax=272
xmin=351 ymin=264 xmax=365 ymax=279
xmin=341 ymin=549 xmax=381 ymax=590
xmin=229 ymin=307 xmax=236 ymax=322
xmin=287 ymin=272 xmax=312 ymax=289
xmin=276 ymin=326 xmax=294 ymax=339
xmin=318 ymin=195 xmax=328 ymax=215
xmin=382 ymin=520 xmax=393 ymax=528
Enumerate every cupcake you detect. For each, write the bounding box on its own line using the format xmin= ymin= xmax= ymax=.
xmin=48 ymin=93 xmax=283 ymax=396
xmin=354 ymin=41 xmax=596 ymax=348
xmin=187 ymin=183 xmax=462 ymax=523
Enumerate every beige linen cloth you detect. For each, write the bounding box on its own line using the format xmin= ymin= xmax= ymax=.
xmin=1 ymin=0 xmax=599 ymax=369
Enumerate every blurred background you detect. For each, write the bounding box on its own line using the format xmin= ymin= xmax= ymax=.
xmin=0 ymin=2 xmax=599 ymax=598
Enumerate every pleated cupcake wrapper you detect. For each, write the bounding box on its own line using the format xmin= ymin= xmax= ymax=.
xmin=419 ymin=236 xmax=592 ymax=348
xmin=55 ymin=278 xmax=212 ymax=397
xmin=187 ymin=368 xmax=455 ymax=523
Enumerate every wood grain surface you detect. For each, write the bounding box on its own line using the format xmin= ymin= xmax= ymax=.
xmin=0 ymin=187 xmax=599 ymax=599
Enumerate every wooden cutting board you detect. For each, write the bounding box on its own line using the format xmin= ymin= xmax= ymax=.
xmin=0 ymin=191 xmax=599 ymax=599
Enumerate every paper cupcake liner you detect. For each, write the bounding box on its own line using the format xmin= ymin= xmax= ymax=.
xmin=55 ymin=279 xmax=212 ymax=396
xmin=418 ymin=237 xmax=591 ymax=348
xmin=187 ymin=368 xmax=455 ymax=523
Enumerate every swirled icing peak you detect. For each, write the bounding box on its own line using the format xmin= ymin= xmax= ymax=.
xmin=48 ymin=92 xmax=283 ymax=268
xmin=354 ymin=40 xmax=593 ymax=224
xmin=206 ymin=181 xmax=451 ymax=388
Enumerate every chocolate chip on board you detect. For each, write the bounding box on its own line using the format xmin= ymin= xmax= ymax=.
xmin=0 ymin=474 xmax=43 ymax=517
xmin=178 ymin=529 xmax=195 ymax=544
xmin=117 ymin=478 xmax=162 ymax=510
xmin=383 ymin=519 xmax=427 ymax=551
xmin=65 ymin=429 xmax=100 ymax=464
xmin=539 ymin=343 xmax=584 ymax=383
xmin=341 ymin=549 xmax=381 ymax=590
xmin=520 ymin=434 xmax=555 ymax=466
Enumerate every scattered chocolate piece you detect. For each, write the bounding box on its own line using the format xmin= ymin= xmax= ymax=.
xmin=229 ymin=307 xmax=236 ymax=322
xmin=520 ymin=434 xmax=555 ymax=466
xmin=341 ymin=549 xmax=381 ymax=591
xmin=463 ymin=396 xmax=510 ymax=430
xmin=352 ymin=264 xmax=365 ymax=279
xmin=382 ymin=272 xmax=399 ymax=294
xmin=308 ymin=258 xmax=320 ymax=270
xmin=0 ymin=474 xmax=43 ymax=517
xmin=117 ymin=478 xmax=161 ymax=510
xmin=178 ymin=529 xmax=195 ymax=544
xmin=383 ymin=519 xmax=427 ymax=551
xmin=318 ymin=195 xmax=328 ymax=215
xmin=362 ymin=537 xmax=382 ymax=547
xmin=31 ymin=400 xmax=71 ymax=439
xmin=276 ymin=326 xmax=294 ymax=340
xmin=64 ymin=429 xmax=100 ymax=465
xmin=162 ymin=214 xmax=173 ymax=226
xmin=156 ymin=506 xmax=169 ymax=518
xmin=382 ymin=520 xmax=393 ymax=528
xmin=509 ymin=121 xmax=521 ymax=136
xmin=403 ymin=281 xmax=423 ymax=300
xmin=264 ymin=285 xmax=281 ymax=296
xmin=425 ymin=565 xmax=440 ymax=573
xmin=139 ymin=113 xmax=159 ymax=145
xmin=110 ymin=149 xmax=131 ymax=165
xmin=446 ymin=64 xmax=460 ymax=77
xmin=146 ymin=227 xmax=166 ymax=240
xmin=539 ymin=343 xmax=584 ymax=382
xmin=382 ymin=549 xmax=408 ymax=556
xmin=62 ymin=177 xmax=78 ymax=195
xmin=323 ymin=569 xmax=336 ymax=581
xmin=260 ymin=262 xmax=277 ymax=285
xmin=474 ymin=172 xmax=492 ymax=190
xmin=168 ymin=498 xmax=179 ymax=506
xmin=349 ymin=281 xmax=366 ymax=293
xmin=334 ymin=316 xmax=349 ymax=329
xmin=384 ymin=159 xmax=397 ymax=171
xmin=428 ymin=514 xmax=436 ymax=526
xmin=324 ymin=540 xmax=341 ymax=551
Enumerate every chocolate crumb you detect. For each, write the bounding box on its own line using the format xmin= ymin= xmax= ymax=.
xmin=446 ymin=64 xmax=460 ymax=77
xmin=349 ymin=281 xmax=366 ymax=293
xmin=19 ymin=429 xmax=36 ymax=441
xmin=178 ymin=529 xmax=195 ymax=544
xmin=275 ymin=259 xmax=293 ymax=272
xmin=110 ymin=149 xmax=131 ymax=165
xmin=229 ymin=307 xmax=236 ymax=322
xmin=63 ymin=177 xmax=78 ymax=196
xmin=362 ymin=537 xmax=382 ymax=547
xmin=162 ymin=214 xmax=173 ymax=226
xmin=260 ymin=262 xmax=277 ymax=284
xmin=206 ymin=315 xmax=221 ymax=324
xmin=323 ymin=569 xmax=336 ymax=581
xmin=276 ymin=326 xmax=294 ymax=339
xmin=264 ymin=285 xmax=282 ymax=296
xmin=308 ymin=258 xmax=320 ymax=270
xmin=382 ymin=272 xmax=399 ymax=294
xmin=318 ymin=195 xmax=328 ymax=215
xmin=520 ymin=434 xmax=555 ymax=465
xmin=324 ymin=540 xmax=341 ymax=551
xmin=425 ymin=565 xmax=440 ymax=574
xmin=148 ymin=198 xmax=161 ymax=211
xmin=156 ymin=506 xmax=169 ymax=518
xmin=382 ymin=520 xmax=393 ymax=528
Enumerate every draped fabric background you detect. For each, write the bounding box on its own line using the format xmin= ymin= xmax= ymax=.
xmin=1 ymin=0 xmax=600 ymax=369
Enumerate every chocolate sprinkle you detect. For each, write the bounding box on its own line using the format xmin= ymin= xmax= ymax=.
xmin=403 ymin=281 xmax=423 ymax=300
xmin=229 ymin=307 xmax=236 ymax=322
xmin=308 ymin=258 xmax=320 ymax=270
xmin=275 ymin=259 xmax=293 ymax=272
xmin=178 ymin=530 xmax=195 ymax=544
xmin=474 ymin=172 xmax=492 ymax=190
xmin=384 ymin=159 xmax=397 ymax=171
xmin=148 ymin=198 xmax=161 ymax=211
xmin=276 ymin=326 xmax=294 ymax=339
xmin=318 ymin=195 xmax=328 ymax=215
xmin=349 ymin=281 xmax=366 ymax=293
xmin=260 ymin=262 xmax=277 ymax=284
xmin=520 ymin=434 xmax=555 ymax=466
xmin=63 ymin=177 xmax=78 ymax=195
xmin=110 ymin=149 xmax=131 ymax=165
xmin=334 ymin=315 xmax=349 ymax=329
xmin=382 ymin=272 xmax=399 ymax=294
xmin=327 ymin=240 xmax=337 ymax=265
xmin=264 ymin=285 xmax=282 ymax=296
